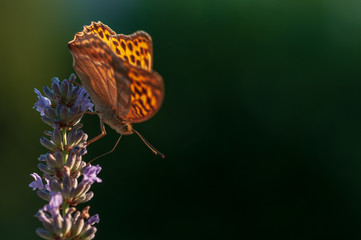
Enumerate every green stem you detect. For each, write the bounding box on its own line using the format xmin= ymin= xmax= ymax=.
xmin=61 ymin=128 xmax=68 ymax=165
xmin=62 ymin=202 xmax=69 ymax=218
xmin=61 ymin=128 xmax=69 ymax=217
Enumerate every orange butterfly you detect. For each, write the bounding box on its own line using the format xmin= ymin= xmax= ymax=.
xmin=68 ymin=21 xmax=164 ymax=157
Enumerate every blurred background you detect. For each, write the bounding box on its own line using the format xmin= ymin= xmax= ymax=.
xmin=2 ymin=0 xmax=361 ymax=239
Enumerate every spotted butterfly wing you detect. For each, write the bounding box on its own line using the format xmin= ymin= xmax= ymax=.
xmin=83 ymin=21 xmax=153 ymax=71
xmin=68 ymin=21 xmax=164 ymax=126
xmin=68 ymin=33 xmax=132 ymax=118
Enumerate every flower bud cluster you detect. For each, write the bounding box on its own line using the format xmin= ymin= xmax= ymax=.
xmin=36 ymin=205 xmax=99 ymax=240
xmin=30 ymin=75 xmax=101 ymax=240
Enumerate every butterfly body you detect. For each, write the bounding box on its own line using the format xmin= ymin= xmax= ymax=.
xmin=95 ymin=105 xmax=133 ymax=135
xmin=68 ymin=21 xmax=164 ymax=137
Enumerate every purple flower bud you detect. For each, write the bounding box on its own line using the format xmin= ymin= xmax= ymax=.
xmin=73 ymin=87 xmax=94 ymax=113
xmin=38 ymin=163 xmax=53 ymax=175
xmin=82 ymin=165 xmax=102 ymax=184
xmin=33 ymin=89 xmax=51 ymax=116
xmin=44 ymin=178 xmax=50 ymax=191
xmin=63 ymin=172 xmax=72 ymax=197
xmin=54 ymin=151 xmax=64 ymax=168
xmin=37 ymin=191 xmax=50 ymax=201
xmin=69 ymin=73 xmax=76 ymax=82
xmin=44 ymin=107 xmax=57 ymax=120
xmin=65 ymin=154 xmax=76 ymax=169
xmin=45 ymin=153 xmax=57 ymax=168
xmin=62 ymin=209 xmax=74 ymax=236
xmin=60 ymin=105 xmax=69 ymax=122
xmin=72 ymin=217 xmax=84 ymax=237
xmin=36 ymin=209 xmax=53 ymax=232
xmin=43 ymin=130 xmax=53 ymax=137
xmin=52 ymin=214 xmax=64 ymax=236
xmin=73 ymin=181 xmax=91 ymax=198
xmin=51 ymin=78 xmax=61 ymax=96
xmin=38 ymin=154 xmax=47 ymax=162
xmin=73 ymin=171 xmax=81 ymax=179
xmin=35 ymin=228 xmax=53 ymax=239
xmin=40 ymin=137 xmax=56 ymax=151
xmin=68 ymin=130 xmax=84 ymax=147
xmin=80 ymin=226 xmax=97 ymax=240
xmin=61 ymin=80 xmax=70 ymax=99
xmin=69 ymin=85 xmax=80 ymax=102
xmin=41 ymin=116 xmax=53 ymax=127
xmin=52 ymin=128 xmax=62 ymax=148
xmin=83 ymin=192 xmax=94 ymax=203
xmin=49 ymin=179 xmax=62 ymax=192
xmin=43 ymin=85 xmax=55 ymax=100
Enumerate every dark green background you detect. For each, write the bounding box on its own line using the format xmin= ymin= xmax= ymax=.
xmin=2 ymin=0 xmax=361 ymax=239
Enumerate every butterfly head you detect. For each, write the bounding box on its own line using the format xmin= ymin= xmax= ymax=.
xmin=119 ymin=121 xmax=133 ymax=135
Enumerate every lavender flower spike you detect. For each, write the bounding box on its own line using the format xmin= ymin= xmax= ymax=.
xmin=30 ymin=75 xmax=100 ymax=240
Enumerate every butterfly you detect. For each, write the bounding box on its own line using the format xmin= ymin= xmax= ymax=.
xmin=68 ymin=21 xmax=164 ymax=157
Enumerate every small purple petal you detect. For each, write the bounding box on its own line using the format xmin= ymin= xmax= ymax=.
xmin=29 ymin=173 xmax=44 ymax=190
xmin=44 ymin=192 xmax=63 ymax=216
xmin=88 ymin=214 xmax=100 ymax=225
xmin=83 ymin=165 xmax=102 ymax=184
xmin=33 ymin=88 xmax=51 ymax=116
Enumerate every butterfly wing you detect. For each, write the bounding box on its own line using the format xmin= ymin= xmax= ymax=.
xmin=124 ymin=64 xmax=164 ymax=123
xmin=83 ymin=21 xmax=153 ymax=71
xmin=69 ymin=21 xmax=164 ymax=123
xmin=68 ymin=32 xmax=131 ymax=117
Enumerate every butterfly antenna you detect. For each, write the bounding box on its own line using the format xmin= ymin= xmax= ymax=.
xmin=88 ymin=135 xmax=122 ymax=164
xmin=133 ymin=129 xmax=165 ymax=158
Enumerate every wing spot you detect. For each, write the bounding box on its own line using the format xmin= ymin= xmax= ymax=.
xmin=112 ymin=40 xmax=119 ymax=46
xmin=127 ymin=42 xmax=133 ymax=51
xmin=136 ymin=60 xmax=141 ymax=67
xmin=144 ymin=58 xmax=149 ymax=67
xmin=134 ymin=104 xmax=144 ymax=117
xmin=115 ymin=48 xmax=121 ymax=55
xmin=146 ymin=95 xmax=154 ymax=110
xmin=139 ymin=97 xmax=151 ymax=112
xmin=121 ymin=41 xmax=126 ymax=50
xmin=98 ymin=30 xmax=104 ymax=38
xmin=134 ymin=40 xmax=138 ymax=46
xmin=91 ymin=52 xmax=98 ymax=59
xmin=130 ymin=55 xmax=135 ymax=63
xmin=135 ymin=50 xmax=140 ymax=56
xmin=134 ymin=85 xmax=142 ymax=95
xmin=140 ymin=47 xmax=144 ymax=54
xmin=124 ymin=56 xmax=129 ymax=62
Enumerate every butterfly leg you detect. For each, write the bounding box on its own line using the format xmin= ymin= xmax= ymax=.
xmin=88 ymin=135 xmax=122 ymax=164
xmin=87 ymin=119 xmax=107 ymax=146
